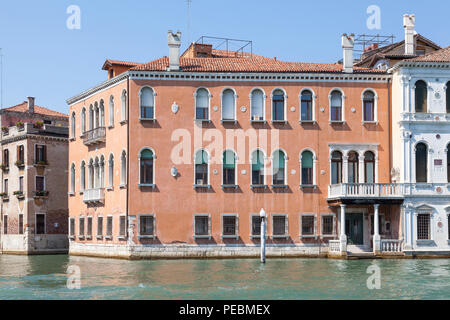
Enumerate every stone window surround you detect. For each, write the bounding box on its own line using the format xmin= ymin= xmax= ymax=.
xmin=271 ymin=213 xmax=289 ymax=239
xmin=138 ymin=213 xmax=156 ymax=239
xmin=249 ymin=213 xmax=268 ymax=240
xmin=221 ymin=213 xmax=239 ymax=239
xmin=299 ymin=213 xmax=318 ymax=239
xmin=321 ymin=213 xmax=337 ymax=238
xmin=193 ymin=213 xmax=211 ymax=240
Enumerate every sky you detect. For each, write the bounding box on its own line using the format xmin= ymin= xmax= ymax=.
xmin=0 ymin=0 xmax=448 ymax=114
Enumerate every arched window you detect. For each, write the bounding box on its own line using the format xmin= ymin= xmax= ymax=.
xmin=140 ymin=87 xmax=155 ymax=119
xmin=330 ymin=90 xmax=343 ymax=121
xmin=89 ymin=105 xmax=94 ymax=131
xmin=364 ymin=151 xmax=375 ymax=183
xmin=140 ymin=149 xmax=154 ymax=185
xmin=194 ymin=150 xmax=208 ymax=185
xmin=121 ymin=90 xmax=127 ymax=122
xmin=223 ymin=150 xmax=236 ymax=185
xmin=100 ymin=155 xmax=105 ymax=188
xmin=363 ymin=91 xmax=375 ymax=122
xmin=416 ymin=143 xmax=428 ymax=183
xmin=121 ymin=151 xmax=127 ymax=185
xmin=195 ymin=88 xmax=209 ymax=120
xmin=446 ymin=82 xmax=450 ymax=114
xmin=99 ymin=100 xmax=105 ymax=127
xmin=301 ymin=90 xmax=313 ymax=121
xmin=301 ymin=151 xmax=314 ymax=185
xmin=415 ymin=80 xmax=428 ymax=113
xmin=272 ymin=89 xmax=285 ymax=121
xmin=272 ymin=150 xmax=286 ymax=185
xmin=251 ymin=150 xmax=265 ymax=185
xmin=81 ymin=107 xmax=86 ymax=134
xmin=94 ymin=157 xmax=100 ymax=188
xmin=331 ymin=151 xmax=343 ymax=184
xmin=221 ymin=89 xmax=235 ymax=121
xmin=70 ymin=112 xmax=76 ymax=138
xmin=70 ymin=163 xmax=75 ymax=193
xmin=80 ymin=161 xmax=86 ymax=191
xmin=109 ymin=96 xmax=114 ymax=127
xmin=94 ymin=103 xmax=100 ymax=129
xmin=251 ymin=89 xmax=264 ymax=121
xmin=348 ymin=151 xmax=359 ymax=184
xmin=108 ymin=154 xmax=114 ymax=188
xmin=3 ymin=149 xmax=9 ymax=168
xmin=88 ymin=159 xmax=94 ymax=189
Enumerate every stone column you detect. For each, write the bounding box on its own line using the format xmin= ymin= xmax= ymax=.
xmin=340 ymin=204 xmax=347 ymax=254
xmin=373 ymin=204 xmax=381 ymax=254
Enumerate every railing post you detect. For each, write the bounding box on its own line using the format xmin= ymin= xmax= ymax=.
xmin=373 ymin=204 xmax=381 ymax=254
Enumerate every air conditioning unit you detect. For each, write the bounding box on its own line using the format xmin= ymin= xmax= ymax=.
xmin=196 ymin=179 xmax=204 ymax=185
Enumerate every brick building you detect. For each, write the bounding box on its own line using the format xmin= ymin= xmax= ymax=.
xmin=0 ymin=97 xmax=69 ymax=254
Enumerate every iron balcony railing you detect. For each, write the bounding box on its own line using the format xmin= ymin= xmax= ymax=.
xmin=83 ymin=127 xmax=106 ymax=145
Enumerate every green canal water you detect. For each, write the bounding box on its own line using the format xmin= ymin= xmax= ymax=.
xmin=0 ymin=255 xmax=449 ymax=300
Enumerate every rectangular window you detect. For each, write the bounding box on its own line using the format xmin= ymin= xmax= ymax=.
xmin=106 ymin=216 xmax=113 ymax=237
xmin=417 ymin=214 xmax=430 ymax=240
xmin=3 ymin=215 xmax=7 ymax=234
xmin=35 ymin=145 xmax=47 ymax=164
xmin=19 ymin=214 xmax=24 ymax=234
xmin=36 ymin=176 xmax=45 ymax=192
xmin=3 ymin=149 xmax=9 ymax=168
xmin=87 ymin=217 xmax=92 ymax=237
xmin=36 ymin=214 xmax=45 ymax=234
xmin=69 ymin=218 xmax=75 ymax=237
xmin=301 ymin=215 xmax=315 ymax=236
xmin=79 ymin=217 xmax=85 ymax=236
xmin=322 ymin=216 xmax=334 ymax=236
xmin=17 ymin=145 xmax=25 ymax=164
xmin=222 ymin=215 xmax=237 ymax=236
xmin=97 ymin=216 xmax=103 ymax=236
xmin=272 ymin=215 xmax=287 ymax=236
xmin=119 ymin=216 xmax=126 ymax=237
xmin=194 ymin=215 xmax=209 ymax=236
xmin=251 ymin=215 xmax=262 ymax=236
xmin=19 ymin=176 xmax=24 ymax=193
xmin=140 ymin=215 xmax=154 ymax=236
xmin=4 ymin=179 xmax=8 ymax=194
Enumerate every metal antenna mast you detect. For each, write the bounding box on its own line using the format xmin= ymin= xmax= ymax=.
xmin=186 ymin=0 xmax=192 ymax=44
xmin=0 ymin=48 xmax=3 ymax=109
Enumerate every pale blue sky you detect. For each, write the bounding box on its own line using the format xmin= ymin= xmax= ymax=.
xmin=0 ymin=0 xmax=448 ymax=114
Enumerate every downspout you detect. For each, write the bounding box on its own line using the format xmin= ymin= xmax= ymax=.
xmin=126 ymin=75 xmax=130 ymax=240
xmin=387 ymin=77 xmax=392 ymax=183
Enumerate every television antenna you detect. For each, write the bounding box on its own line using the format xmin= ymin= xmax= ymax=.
xmin=0 ymin=48 xmax=3 ymax=109
xmin=186 ymin=0 xmax=192 ymax=44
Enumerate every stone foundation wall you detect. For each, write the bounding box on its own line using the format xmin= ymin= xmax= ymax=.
xmin=1 ymin=234 xmax=68 ymax=254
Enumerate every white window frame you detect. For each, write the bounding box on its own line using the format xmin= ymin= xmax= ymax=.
xmin=221 ymin=87 xmax=237 ymax=123
xmin=193 ymin=213 xmax=211 ymax=240
xmin=271 ymin=213 xmax=289 ymax=239
xmin=271 ymin=88 xmax=287 ymax=123
xmin=300 ymin=149 xmax=317 ymax=188
xmin=105 ymin=215 xmax=113 ymax=239
xmin=415 ymin=209 xmax=433 ymax=244
xmin=70 ymin=112 xmax=76 ymax=139
xmin=361 ymin=89 xmax=378 ymax=124
xmin=107 ymin=153 xmax=114 ymax=190
xmin=139 ymin=86 xmax=157 ymax=121
xmin=271 ymin=149 xmax=288 ymax=188
xmin=138 ymin=147 xmax=156 ymax=188
xmin=221 ymin=149 xmax=238 ymax=187
xmin=249 ymin=88 xmax=266 ymax=123
xmin=120 ymin=150 xmax=127 ymax=187
xmin=118 ymin=214 xmax=127 ymax=239
xmin=108 ymin=95 xmax=115 ymax=128
xmin=69 ymin=217 xmax=75 ymax=239
xmin=81 ymin=107 xmax=86 ymax=136
xmin=194 ymin=87 xmax=212 ymax=122
xmin=299 ymin=213 xmax=318 ymax=239
xmin=299 ymin=88 xmax=316 ymax=123
xmin=96 ymin=215 xmax=103 ymax=239
xmin=138 ymin=214 xmax=156 ymax=239
xmin=329 ymin=88 xmax=345 ymax=123
xmin=120 ymin=89 xmax=128 ymax=124
xmin=78 ymin=216 xmax=85 ymax=239
xmin=193 ymin=149 xmax=210 ymax=188
xmin=250 ymin=149 xmax=267 ymax=188
xmin=86 ymin=216 xmax=93 ymax=239
xmin=321 ymin=213 xmax=337 ymax=238
xmin=221 ymin=213 xmax=239 ymax=239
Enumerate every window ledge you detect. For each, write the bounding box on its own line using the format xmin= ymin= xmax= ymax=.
xmin=139 ymin=118 xmax=156 ymax=122
xmin=96 ymin=235 xmax=103 ymax=240
xmin=362 ymin=121 xmax=378 ymax=124
xmin=69 ymin=137 xmax=76 ymax=142
xmin=2 ymin=197 xmax=9 ymax=202
xmin=221 ymin=235 xmax=239 ymax=239
xmin=138 ymin=184 xmax=156 ymax=188
xmin=321 ymin=235 xmax=337 ymax=239
xmin=117 ymin=236 xmax=127 ymax=240
xmin=251 ymin=184 xmax=268 ymax=190
xmin=329 ymin=121 xmax=345 ymax=124
xmin=271 ymin=184 xmax=288 ymax=189
xmin=250 ymin=119 xmax=266 ymax=124
xmin=138 ymin=235 xmax=155 ymax=239
xmin=86 ymin=236 xmax=92 ymax=240
xmin=106 ymin=186 xmax=114 ymax=191
xmin=272 ymin=235 xmax=289 ymax=239
xmin=193 ymin=184 xmax=211 ymax=189
xmin=250 ymin=235 xmax=269 ymax=240
xmin=221 ymin=184 xmax=238 ymax=189
xmin=416 ymin=240 xmax=435 ymax=246
xmin=107 ymin=125 xmax=114 ymax=129
xmin=271 ymin=120 xmax=288 ymax=124
xmin=221 ymin=119 xmax=237 ymax=124
xmin=300 ymin=184 xmax=317 ymax=190
xmin=68 ymin=192 xmax=75 ymax=197
xmin=69 ymin=236 xmax=75 ymax=240
xmin=300 ymin=235 xmax=318 ymax=239
xmin=78 ymin=236 xmax=85 ymax=240
xmin=299 ymin=120 xmax=316 ymax=124
xmin=119 ymin=184 xmax=127 ymax=189
xmin=79 ymin=191 xmax=84 ymax=195
xmin=105 ymin=236 xmax=112 ymax=240
xmin=194 ymin=119 xmax=211 ymax=123
xmin=193 ymin=235 xmax=211 ymax=240
xmin=119 ymin=120 xmax=128 ymax=125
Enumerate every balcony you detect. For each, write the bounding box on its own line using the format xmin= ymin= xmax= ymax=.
xmin=83 ymin=127 xmax=106 ymax=146
xmin=328 ymin=183 xmax=404 ymax=204
xmin=83 ymin=188 xmax=105 ymax=204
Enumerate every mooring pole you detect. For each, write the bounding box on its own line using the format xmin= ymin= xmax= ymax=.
xmin=260 ymin=208 xmax=266 ymax=263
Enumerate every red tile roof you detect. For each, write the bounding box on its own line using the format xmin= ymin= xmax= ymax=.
xmin=131 ymin=53 xmax=384 ymax=74
xmin=3 ymin=102 xmax=68 ymax=118
xmin=102 ymin=59 xmax=142 ymax=70
xmin=409 ymin=46 xmax=450 ymax=62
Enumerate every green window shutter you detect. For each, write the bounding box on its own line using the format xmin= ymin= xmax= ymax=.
xmin=141 ymin=149 xmax=153 ymax=159
xmin=273 ymin=151 xmax=285 ymax=169
xmin=302 ymin=151 xmax=313 ymax=168
xmin=252 ymin=151 xmax=263 ymax=171
xmin=195 ymin=150 xmax=207 ymax=164
xmin=223 ymin=151 xmax=235 ymax=169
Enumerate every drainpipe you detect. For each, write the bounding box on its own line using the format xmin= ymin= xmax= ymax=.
xmin=387 ymin=77 xmax=392 ymax=183
xmin=126 ymin=75 xmax=130 ymax=241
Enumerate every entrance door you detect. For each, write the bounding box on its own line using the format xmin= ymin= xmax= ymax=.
xmin=345 ymin=213 xmax=364 ymax=245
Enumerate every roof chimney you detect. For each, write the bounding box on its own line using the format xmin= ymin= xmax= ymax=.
xmin=341 ymin=33 xmax=355 ymax=73
xmin=27 ymin=97 xmax=35 ymax=113
xmin=167 ymin=30 xmax=182 ymax=71
xmin=403 ymin=14 xmax=415 ymax=55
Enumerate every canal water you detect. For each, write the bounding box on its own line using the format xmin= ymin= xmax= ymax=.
xmin=0 ymin=255 xmax=449 ymax=300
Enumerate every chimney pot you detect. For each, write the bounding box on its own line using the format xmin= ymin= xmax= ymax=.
xmin=167 ymin=30 xmax=182 ymax=71
xmin=341 ymin=34 xmax=355 ymax=73
xmin=27 ymin=97 xmax=35 ymax=113
xmin=403 ymin=14 xmax=416 ymax=55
